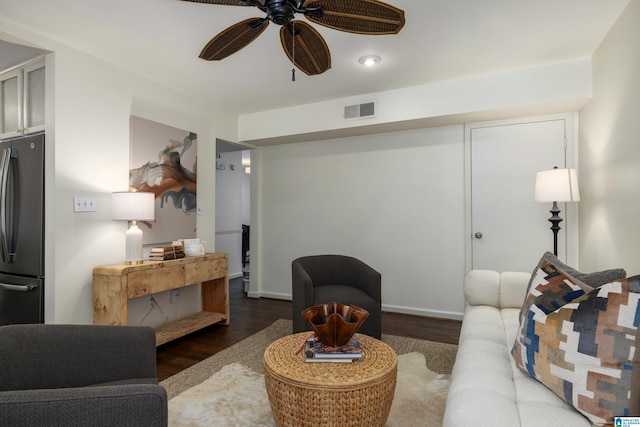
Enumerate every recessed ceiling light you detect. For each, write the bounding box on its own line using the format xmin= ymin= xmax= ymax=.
xmin=358 ymin=55 xmax=381 ymax=66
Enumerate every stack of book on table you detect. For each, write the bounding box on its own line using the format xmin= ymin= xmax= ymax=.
xmin=303 ymin=334 xmax=363 ymax=363
xmin=149 ymin=245 xmax=185 ymax=261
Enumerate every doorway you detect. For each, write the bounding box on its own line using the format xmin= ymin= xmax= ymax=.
xmin=465 ymin=114 xmax=579 ymax=272
xmin=215 ymin=139 xmax=253 ymax=285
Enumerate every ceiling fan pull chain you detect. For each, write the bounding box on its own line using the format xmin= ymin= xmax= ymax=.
xmin=291 ymin=21 xmax=296 ymax=81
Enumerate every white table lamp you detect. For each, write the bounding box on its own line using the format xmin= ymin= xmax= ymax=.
xmin=534 ymin=167 xmax=580 ymax=256
xmin=112 ymin=191 xmax=155 ymax=264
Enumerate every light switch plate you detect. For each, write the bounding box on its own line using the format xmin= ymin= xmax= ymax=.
xmin=73 ymin=197 xmax=96 ymax=212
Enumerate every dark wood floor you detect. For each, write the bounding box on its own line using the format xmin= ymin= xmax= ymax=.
xmin=156 ymin=278 xmax=462 ymax=381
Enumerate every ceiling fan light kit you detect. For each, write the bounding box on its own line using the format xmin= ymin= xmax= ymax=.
xmin=181 ymin=0 xmax=405 ymax=76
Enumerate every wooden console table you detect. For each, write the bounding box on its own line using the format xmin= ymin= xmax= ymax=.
xmin=92 ymin=252 xmax=229 ymax=346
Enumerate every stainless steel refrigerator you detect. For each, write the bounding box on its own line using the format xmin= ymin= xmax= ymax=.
xmin=0 ymin=133 xmax=44 ymax=325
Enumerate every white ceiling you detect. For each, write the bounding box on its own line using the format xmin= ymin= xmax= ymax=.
xmin=0 ymin=0 xmax=630 ymax=115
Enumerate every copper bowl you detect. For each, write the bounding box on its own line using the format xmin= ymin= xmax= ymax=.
xmin=301 ymin=302 xmax=369 ymax=347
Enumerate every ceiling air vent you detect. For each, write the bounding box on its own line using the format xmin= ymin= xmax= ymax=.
xmin=344 ymin=100 xmax=377 ymax=120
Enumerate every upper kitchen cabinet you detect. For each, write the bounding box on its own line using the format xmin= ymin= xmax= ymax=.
xmin=1 ymin=58 xmax=45 ymax=140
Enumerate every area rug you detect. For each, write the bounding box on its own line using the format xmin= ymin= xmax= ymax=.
xmin=161 ymin=319 xmax=457 ymax=427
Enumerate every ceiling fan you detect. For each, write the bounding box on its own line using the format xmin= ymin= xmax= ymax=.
xmin=179 ymin=0 xmax=405 ymax=76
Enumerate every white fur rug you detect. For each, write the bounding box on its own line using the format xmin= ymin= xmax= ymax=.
xmin=168 ymin=352 xmax=450 ymax=427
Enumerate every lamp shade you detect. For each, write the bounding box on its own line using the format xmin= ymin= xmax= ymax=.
xmin=111 ymin=191 xmax=155 ymax=221
xmin=534 ymin=168 xmax=580 ymax=203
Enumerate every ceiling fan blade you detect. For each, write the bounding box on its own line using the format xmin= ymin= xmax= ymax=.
xmin=302 ymin=0 xmax=405 ymax=35
xmin=200 ymin=18 xmax=269 ymax=61
xmin=179 ymin=0 xmax=263 ymax=6
xmin=280 ymin=21 xmax=331 ymax=76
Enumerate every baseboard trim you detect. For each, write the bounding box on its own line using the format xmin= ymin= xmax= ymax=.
xmin=247 ymin=291 xmax=292 ymax=300
xmin=243 ymin=292 xmax=463 ymax=320
xmin=381 ymin=304 xmax=463 ymax=321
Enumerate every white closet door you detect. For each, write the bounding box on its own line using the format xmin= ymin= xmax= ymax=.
xmin=467 ymin=116 xmax=574 ymax=272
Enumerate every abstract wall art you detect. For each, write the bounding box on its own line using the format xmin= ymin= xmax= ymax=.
xmin=129 ymin=116 xmax=197 ymax=244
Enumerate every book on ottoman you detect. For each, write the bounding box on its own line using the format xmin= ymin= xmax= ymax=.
xmin=303 ymin=335 xmax=363 ymax=362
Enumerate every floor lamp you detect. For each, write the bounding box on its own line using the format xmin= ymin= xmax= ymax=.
xmin=534 ymin=167 xmax=580 ymax=256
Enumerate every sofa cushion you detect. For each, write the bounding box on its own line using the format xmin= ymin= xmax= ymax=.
xmin=512 ymin=274 xmax=640 ymax=425
xmin=453 ymin=339 xmax=513 ymax=377
xmin=517 ymin=402 xmax=601 ymax=427
xmin=443 ymin=388 xmax=521 ymax=427
xmin=89 ymin=378 xmax=159 ymax=387
xmin=459 ymin=305 xmax=509 ymax=346
xmin=464 ymin=270 xmax=501 ymax=307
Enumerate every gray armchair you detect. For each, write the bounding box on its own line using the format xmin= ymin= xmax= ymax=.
xmin=0 ymin=324 xmax=167 ymax=427
xmin=292 ymin=255 xmax=382 ymax=339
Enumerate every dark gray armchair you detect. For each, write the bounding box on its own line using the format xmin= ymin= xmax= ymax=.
xmin=0 ymin=324 xmax=167 ymax=427
xmin=292 ymin=255 xmax=382 ymax=339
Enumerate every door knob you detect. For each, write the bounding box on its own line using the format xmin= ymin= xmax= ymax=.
xmin=474 ymin=232 xmax=483 ymax=239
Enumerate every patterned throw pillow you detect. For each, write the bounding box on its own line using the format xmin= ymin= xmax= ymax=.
xmin=518 ymin=256 xmax=595 ymax=324
xmin=525 ymin=252 xmax=626 ymax=296
xmin=512 ymin=271 xmax=640 ymax=425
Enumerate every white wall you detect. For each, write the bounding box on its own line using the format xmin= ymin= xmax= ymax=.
xmin=1 ymin=18 xmax=237 ymax=325
xmin=246 ymin=58 xmax=597 ymax=320
xmin=239 ymin=59 xmax=592 ymax=144
xmin=251 ymin=126 xmax=467 ymax=319
xmin=579 ymin=1 xmax=640 ymax=275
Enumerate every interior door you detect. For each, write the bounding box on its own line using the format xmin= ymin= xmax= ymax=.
xmin=467 ymin=116 xmax=574 ymax=272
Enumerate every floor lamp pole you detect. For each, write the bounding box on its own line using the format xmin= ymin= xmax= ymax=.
xmin=548 ymin=201 xmax=562 ymax=257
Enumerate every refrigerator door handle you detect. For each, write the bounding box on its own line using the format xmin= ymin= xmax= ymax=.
xmin=0 ymin=148 xmax=12 ymax=263
xmin=0 ymin=282 xmax=38 ymax=292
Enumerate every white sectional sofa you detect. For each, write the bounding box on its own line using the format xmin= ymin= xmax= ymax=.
xmin=442 ymin=270 xmax=594 ymax=427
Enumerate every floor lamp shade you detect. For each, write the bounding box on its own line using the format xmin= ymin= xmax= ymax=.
xmin=534 ymin=168 xmax=580 ymax=256
xmin=534 ymin=168 xmax=580 ymax=203
xmin=112 ymin=192 xmax=155 ymax=264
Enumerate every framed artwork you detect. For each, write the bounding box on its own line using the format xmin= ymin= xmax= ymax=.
xmin=129 ymin=116 xmax=197 ymax=244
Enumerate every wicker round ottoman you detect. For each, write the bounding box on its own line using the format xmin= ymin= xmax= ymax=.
xmin=263 ymin=333 xmax=398 ymax=427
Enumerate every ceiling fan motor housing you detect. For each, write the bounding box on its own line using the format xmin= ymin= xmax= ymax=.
xmin=264 ymin=0 xmax=300 ymax=26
